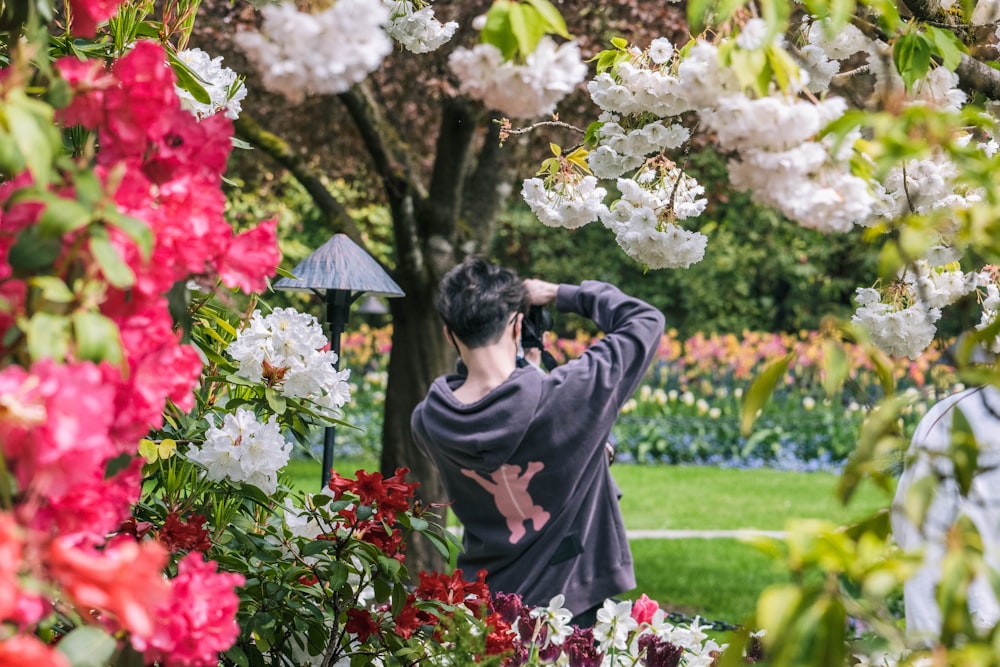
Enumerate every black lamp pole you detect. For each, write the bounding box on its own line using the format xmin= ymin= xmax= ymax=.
xmin=273 ymin=234 xmax=405 ymax=491
xmin=322 ymin=289 xmax=354 ymax=489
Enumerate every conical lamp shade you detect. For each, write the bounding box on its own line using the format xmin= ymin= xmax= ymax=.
xmin=274 ymin=234 xmax=404 ymax=297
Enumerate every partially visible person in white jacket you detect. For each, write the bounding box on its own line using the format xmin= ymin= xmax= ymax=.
xmin=891 ymin=384 xmax=1000 ymax=642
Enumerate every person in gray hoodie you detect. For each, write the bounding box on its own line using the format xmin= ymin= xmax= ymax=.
xmin=410 ymin=256 xmax=665 ymax=625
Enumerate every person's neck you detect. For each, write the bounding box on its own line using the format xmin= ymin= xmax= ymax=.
xmin=453 ymin=343 xmax=518 ymax=404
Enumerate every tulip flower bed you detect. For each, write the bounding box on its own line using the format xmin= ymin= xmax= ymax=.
xmin=338 ymin=327 xmax=958 ymax=471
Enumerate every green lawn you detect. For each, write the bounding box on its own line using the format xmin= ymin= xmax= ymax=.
xmin=283 ymin=457 xmax=893 ymax=625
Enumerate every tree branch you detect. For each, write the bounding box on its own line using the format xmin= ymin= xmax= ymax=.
xmin=337 ymin=83 xmax=428 ymax=205
xmin=462 ymin=114 xmax=509 ymax=254
xmin=233 ymin=114 xmax=365 ymax=246
xmin=424 ymin=96 xmax=476 ymax=239
xmin=897 ymin=0 xmax=1000 ymax=99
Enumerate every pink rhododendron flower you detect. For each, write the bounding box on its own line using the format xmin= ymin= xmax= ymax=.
xmin=54 ymin=56 xmax=113 ymax=128
xmin=100 ymin=292 xmax=203 ymax=440
xmin=0 ymin=360 xmax=116 ymax=499
xmin=217 ymin=217 xmax=281 ymax=294
xmin=0 ymin=514 xmax=23 ymax=621
xmin=630 ymin=593 xmax=659 ymax=625
xmin=67 ymin=0 xmax=123 ymax=37
xmin=138 ymin=553 xmax=245 ymax=666
xmin=0 ymin=634 xmax=70 ymax=667
xmin=102 ymin=41 xmax=179 ymax=157
xmin=30 ymin=459 xmax=142 ymax=539
xmin=142 ymin=109 xmax=233 ymax=184
xmin=49 ymin=535 xmax=169 ymax=640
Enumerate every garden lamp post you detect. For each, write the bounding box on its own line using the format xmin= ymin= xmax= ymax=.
xmin=274 ymin=234 xmax=404 ymax=490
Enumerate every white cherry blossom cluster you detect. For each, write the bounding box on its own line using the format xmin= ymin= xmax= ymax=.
xmin=175 ymin=48 xmax=247 ymax=120
xmin=900 ymin=251 xmax=984 ymax=309
xmin=851 ymin=287 xmax=942 ymax=359
xmin=976 ymin=282 xmax=1000 ymax=353
xmin=449 ymin=37 xmax=587 ymax=118
xmin=866 ymin=154 xmax=981 ymax=224
xmin=383 ymin=0 xmax=457 ymax=54
xmin=187 ymin=408 xmax=292 ymax=495
xmin=227 ymin=308 xmax=352 ymax=419
xmin=234 ymin=0 xmax=392 ymax=104
xmin=585 ymin=39 xmax=696 ymax=180
xmin=598 ymin=164 xmax=708 ymax=269
xmin=521 ymin=174 xmax=607 ymax=229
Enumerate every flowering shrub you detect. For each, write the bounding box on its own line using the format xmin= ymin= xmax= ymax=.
xmin=0 ymin=7 xmax=278 ymax=665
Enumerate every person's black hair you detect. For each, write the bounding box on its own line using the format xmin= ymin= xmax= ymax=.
xmin=436 ymin=256 xmax=528 ymax=349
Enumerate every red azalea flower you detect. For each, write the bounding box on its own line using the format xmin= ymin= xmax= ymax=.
xmin=393 ymin=595 xmax=422 ymax=639
xmin=157 ymin=513 xmax=212 ymax=553
xmin=345 ymin=608 xmax=380 ymax=642
xmin=485 ymin=612 xmax=515 ymax=656
xmin=327 ymin=470 xmax=356 ymax=499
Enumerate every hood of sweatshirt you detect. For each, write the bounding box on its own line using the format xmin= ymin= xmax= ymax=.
xmin=412 ymin=366 xmax=542 ymax=472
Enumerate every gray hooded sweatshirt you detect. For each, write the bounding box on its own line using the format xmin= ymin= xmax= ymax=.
xmin=410 ymin=281 xmax=665 ymax=614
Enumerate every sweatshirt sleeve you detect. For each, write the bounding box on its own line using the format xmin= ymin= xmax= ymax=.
xmin=553 ymin=280 xmax=665 ymax=420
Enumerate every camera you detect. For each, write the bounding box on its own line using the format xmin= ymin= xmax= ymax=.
xmin=520 ymin=306 xmax=558 ymax=371
xmin=521 ymin=305 xmax=553 ymax=351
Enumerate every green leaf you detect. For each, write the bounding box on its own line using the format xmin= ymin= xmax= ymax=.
xmin=740 ymin=353 xmax=793 ymax=437
xmin=56 ymin=626 xmax=117 ymax=667
xmin=265 ymin=387 xmax=287 ymax=414
xmin=8 ymin=225 xmax=61 ymax=273
xmin=29 ymin=276 xmax=74 ymax=303
xmin=893 ymin=32 xmax=933 ymax=90
xmin=524 ymin=0 xmax=570 ymax=38
xmin=3 ymin=90 xmax=58 ymax=187
xmin=107 ymin=212 xmax=153 ymax=259
xmin=925 ymin=25 xmax=966 ymax=71
xmin=73 ymin=311 xmax=123 ymax=365
xmin=301 ymin=539 xmax=337 ymax=557
xmin=89 ymin=227 xmax=135 ymax=289
xmin=508 ymin=2 xmax=548 ymax=59
xmin=865 ymin=0 xmax=901 ymax=32
xmin=481 ymin=1 xmax=518 ymax=60
xmin=25 ymin=311 xmax=71 ymax=362
xmin=38 ymin=196 xmax=92 ymax=237
xmin=949 ymin=407 xmax=978 ymax=497
xmin=821 ymin=339 xmax=849 ymax=399
xmin=167 ymin=51 xmax=212 ymax=105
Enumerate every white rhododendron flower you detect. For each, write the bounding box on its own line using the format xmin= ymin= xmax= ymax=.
xmin=187 ymin=408 xmax=292 ymax=495
xmin=227 ymin=308 xmax=352 ymax=419
xmin=383 ymin=0 xmax=457 ymax=53
xmin=521 ymin=175 xmax=607 ymax=229
xmin=175 ymin=48 xmax=247 ymax=120
xmin=235 ymin=0 xmax=392 ymax=103
xmin=851 ymin=287 xmax=942 ymax=359
xmin=449 ymin=37 xmax=586 ymax=118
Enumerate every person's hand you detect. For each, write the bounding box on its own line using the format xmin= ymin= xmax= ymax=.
xmin=523 ymin=279 xmax=558 ymax=306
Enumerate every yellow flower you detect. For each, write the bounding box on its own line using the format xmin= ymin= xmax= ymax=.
xmin=139 ymin=438 xmax=177 ymax=463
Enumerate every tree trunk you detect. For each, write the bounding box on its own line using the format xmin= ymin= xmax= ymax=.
xmin=380 ymin=262 xmax=454 ymax=576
